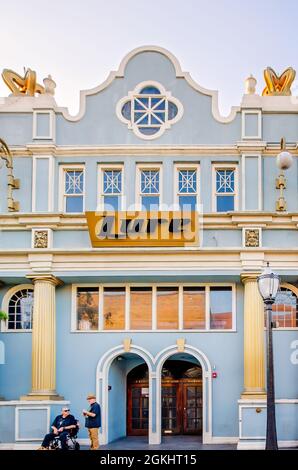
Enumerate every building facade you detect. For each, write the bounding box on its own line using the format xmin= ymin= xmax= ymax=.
xmin=0 ymin=46 xmax=297 ymax=449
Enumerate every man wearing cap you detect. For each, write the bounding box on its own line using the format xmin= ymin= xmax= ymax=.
xmin=39 ymin=407 xmax=77 ymax=450
xmin=83 ymin=394 xmax=101 ymax=450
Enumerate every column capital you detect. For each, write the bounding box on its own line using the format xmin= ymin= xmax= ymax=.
xmin=26 ymin=274 xmax=63 ymax=287
xmin=241 ymin=272 xmax=262 ymax=284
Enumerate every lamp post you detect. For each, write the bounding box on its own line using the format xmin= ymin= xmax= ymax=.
xmin=257 ymin=263 xmax=280 ymax=450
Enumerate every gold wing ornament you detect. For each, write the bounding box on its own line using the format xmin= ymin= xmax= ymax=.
xmin=262 ymin=67 xmax=296 ymax=96
xmin=2 ymin=68 xmax=45 ymax=96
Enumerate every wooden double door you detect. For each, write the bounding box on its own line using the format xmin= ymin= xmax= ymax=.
xmin=127 ymin=379 xmax=202 ymax=436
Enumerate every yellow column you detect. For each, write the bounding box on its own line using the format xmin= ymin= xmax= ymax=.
xmin=241 ymin=273 xmax=266 ymax=398
xmin=21 ymin=274 xmax=64 ymax=400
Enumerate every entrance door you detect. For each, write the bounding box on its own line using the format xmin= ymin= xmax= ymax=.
xmin=162 ymin=380 xmax=202 ymax=435
xmin=127 ymin=360 xmax=202 ymax=436
xmin=127 ymin=383 xmax=149 ymax=436
xmin=182 ymin=383 xmax=202 ymax=434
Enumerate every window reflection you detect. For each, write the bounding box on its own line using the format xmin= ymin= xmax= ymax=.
xmin=272 ymin=288 xmax=298 ymax=328
xmin=103 ymin=287 xmax=125 ymax=330
xmin=210 ymin=286 xmax=232 ymax=329
xmin=130 ymin=287 xmax=152 ymax=330
xmin=183 ymin=287 xmax=205 ymax=329
xmin=157 ymin=287 xmax=179 ymax=329
xmin=77 ymin=287 xmax=99 ymax=330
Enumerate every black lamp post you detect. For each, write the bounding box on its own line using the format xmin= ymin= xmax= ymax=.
xmin=257 ymin=263 xmax=280 ymax=450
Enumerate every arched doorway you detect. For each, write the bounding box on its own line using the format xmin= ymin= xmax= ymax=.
xmin=127 ymin=358 xmax=202 ymax=436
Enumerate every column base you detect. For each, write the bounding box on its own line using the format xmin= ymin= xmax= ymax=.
xmin=20 ymin=392 xmax=64 ymax=401
xmin=241 ymin=391 xmax=266 ymax=399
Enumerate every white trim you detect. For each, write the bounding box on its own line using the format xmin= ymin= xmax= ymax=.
xmin=241 ymin=154 xmax=262 ymax=211
xmin=33 ymin=110 xmax=55 ymax=140
xmin=58 ymin=46 xmax=239 ymax=124
xmin=155 ymin=345 xmax=213 ymax=444
xmin=173 ymin=163 xmax=200 ymax=210
xmin=58 ymin=164 xmax=85 ymax=213
xmin=96 ymin=344 xmax=154 ymax=445
xmin=212 ymin=163 xmax=239 ymax=212
xmin=116 ymin=80 xmax=184 ymax=140
xmin=0 ymin=400 xmax=70 ymax=405
xmin=242 ymin=227 xmax=262 ymax=248
xmin=71 ymin=282 xmax=236 ymax=333
xmin=97 ymin=163 xmax=124 ymax=211
xmin=241 ymin=110 xmax=262 ymax=140
xmin=31 ymin=155 xmax=55 ymax=212
xmin=135 ymin=163 xmax=163 ymax=210
xmin=31 ymin=228 xmax=53 ymax=249
xmin=1 ymin=284 xmax=34 ymax=332
xmin=15 ymin=406 xmax=50 ymax=441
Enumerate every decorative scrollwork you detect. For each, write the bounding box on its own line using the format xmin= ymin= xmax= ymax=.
xmin=2 ymin=68 xmax=45 ymax=96
xmin=262 ymin=67 xmax=296 ymax=96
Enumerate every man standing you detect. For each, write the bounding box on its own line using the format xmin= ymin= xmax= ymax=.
xmin=83 ymin=394 xmax=101 ymax=450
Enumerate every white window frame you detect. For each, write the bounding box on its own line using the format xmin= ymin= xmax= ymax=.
xmin=32 ymin=155 xmax=55 ymax=212
xmin=59 ymin=164 xmax=85 ymax=213
xmin=116 ymin=80 xmax=184 ymax=140
xmin=241 ymin=153 xmax=262 ymax=211
xmin=71 ymin=282 xmax=236 ymax=333
xmin=1 ymin=284 xmax=34 ymax=333
xmin=174 ymin=163 xmax=200 ymax=209
xmin=135 ymin=163 xmax=163 ymax=210
xmin=97 ymin=164 xmax=124 ymax=211
xmin=33 ymin=110 xmax=55 ymax=140
xmin=241 ymin=109 xmax=262 ymax=140
xmin=212 ymin=163 xmax=239 ymax=212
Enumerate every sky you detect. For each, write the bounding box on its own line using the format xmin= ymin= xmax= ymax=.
xmin=0 ymin=0 xmax=298 ymax=116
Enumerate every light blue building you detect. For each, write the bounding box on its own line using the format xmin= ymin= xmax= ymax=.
xmin=0 ymin=46 xmax=297 ymax=449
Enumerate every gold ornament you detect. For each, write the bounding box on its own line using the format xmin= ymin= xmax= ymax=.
xmin=262 ymin=67 xmax=296 ymax=96
xmin=2 ymin=68 xmax=45 ymax=96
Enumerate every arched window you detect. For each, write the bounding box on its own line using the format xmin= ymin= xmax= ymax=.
xmin=4 ymin=287 xmax=34 ymax=330
xmin=272 ymin=284 xmax=298 ymax=328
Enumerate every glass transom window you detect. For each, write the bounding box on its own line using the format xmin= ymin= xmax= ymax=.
xmin=141 ymin=170 xmax=159 ymax=194
xmin=103 ymin=170 xmax=122 ymax=194
xmin=117 ymin=81 xmax=183 ymax=140
xmin=178 ymin=170 xmax=197 ymax=194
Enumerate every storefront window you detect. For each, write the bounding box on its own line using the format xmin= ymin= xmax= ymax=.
xmin=130 ymin=287 xmax=152 ymax=330
xmin=210 ymin=286 xmax=232 ymax=329
xmin=103 ymin=287 xmax=125 ymax=330
xmin=272 ymin=287 xmax=298 ymax=328
xmin=74 ymin=284 xmax=234 ymax=331
xmin=77 ymin=287 xmax=99 ymax=330
xmin=157 ymin=287 xmax=179 ymax=329
xmin=183 ymin=287 xmax=205 ymax=329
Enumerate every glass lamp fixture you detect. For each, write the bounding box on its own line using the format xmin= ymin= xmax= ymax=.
xmin=257 ymin=263 xmax=280 ymax=304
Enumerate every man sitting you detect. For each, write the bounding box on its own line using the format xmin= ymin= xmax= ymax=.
xmin=39 ymin=407 xmax=77 ymax=450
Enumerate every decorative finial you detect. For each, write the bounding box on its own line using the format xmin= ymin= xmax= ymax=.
xmin=262 ymin=67 xmax=296 ymax=96
xmin=1 ymin=68 xmax=45 ymax=96
xmin=43 ymin=75 xmax=56 ymax=96
xmin=245 ymin=74 xmax=257 ymax=94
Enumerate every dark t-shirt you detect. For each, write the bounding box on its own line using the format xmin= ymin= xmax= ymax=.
xmin=85 ymin=402 xmax=101 ymax=429
xmin=52 ymin=414 xmax=76 ymax=431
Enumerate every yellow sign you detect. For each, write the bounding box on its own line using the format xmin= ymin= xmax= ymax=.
xmin=86 ymin=211 xmax=199 ymax=247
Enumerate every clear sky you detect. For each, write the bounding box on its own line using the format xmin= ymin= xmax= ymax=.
xmin=1 ymin=0 xmax=298 ymax=115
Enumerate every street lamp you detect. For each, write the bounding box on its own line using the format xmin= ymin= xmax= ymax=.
xmin=257 ymin=263 xmax=280 ymax=450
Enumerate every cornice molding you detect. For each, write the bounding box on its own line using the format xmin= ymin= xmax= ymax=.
xmin=8 ymin=143 xmax=298 ymax=157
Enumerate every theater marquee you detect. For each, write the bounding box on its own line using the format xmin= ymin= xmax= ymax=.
xmin=86 ymin=211 xmax=199 ymax=247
